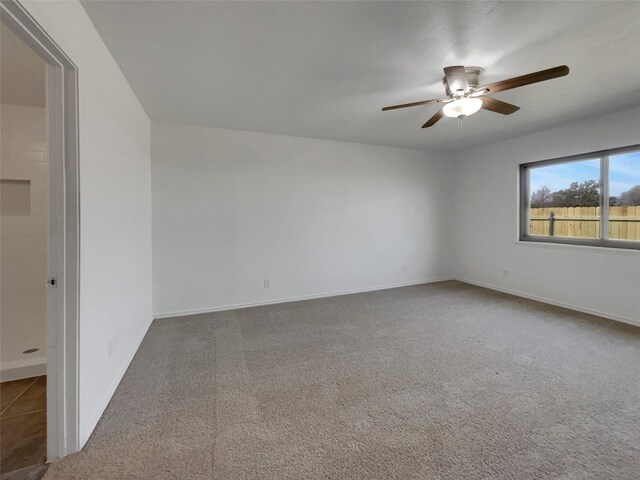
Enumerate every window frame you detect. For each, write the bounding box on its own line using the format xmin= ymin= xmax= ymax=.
xmin=519 ymin=144 xmax=640 ymax=251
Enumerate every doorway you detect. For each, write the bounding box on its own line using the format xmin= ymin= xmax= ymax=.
xmin=0 ymin=0 xmax=79 ymax=472
xmin=0 ymin=21 xmax=48 ymax=477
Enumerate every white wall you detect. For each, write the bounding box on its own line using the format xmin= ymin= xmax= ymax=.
xmin=20 ymin=1 xmax=153 ymax=446
xmin=1 ymin=104 xmax=47 ymax=380
xmin=452 ymin=106 xmax=640 ymax=325
xmin=152 ymin=122 xmax=452 ymax=317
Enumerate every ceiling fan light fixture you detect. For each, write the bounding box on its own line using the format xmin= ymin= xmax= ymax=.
xmin=442 ymin=97 xmax=483 ymax=118
xmin=382 ymin=65 xmax=569 ymax=128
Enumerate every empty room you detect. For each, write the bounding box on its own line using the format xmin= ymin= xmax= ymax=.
xmin=0 ymin=1 xmax=638 ymax=479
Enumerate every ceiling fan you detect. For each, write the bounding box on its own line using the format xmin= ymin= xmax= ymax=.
xmin=382 ymin=65 xmax=569 ymax=128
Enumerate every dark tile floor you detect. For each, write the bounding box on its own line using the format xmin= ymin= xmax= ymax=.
xmin=1 ymin=376 xmax=48 ymax=479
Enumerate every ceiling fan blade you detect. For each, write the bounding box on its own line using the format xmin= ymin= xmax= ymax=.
xmin=481 ymin=97 xmax=520 ymax=115
xmin=481 ymin=65 xmax=569 ymax=94
xmin=443 ymin=66 xmax=469 ymax=94
xmin=422 ymin=109 xmax=444 ymax=128
xmin=382 ymin=99 xmax=441 ymax=111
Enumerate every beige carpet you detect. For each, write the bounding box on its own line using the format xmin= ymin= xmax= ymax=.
xmin=45 ymin=281 xmax=640 ymax=479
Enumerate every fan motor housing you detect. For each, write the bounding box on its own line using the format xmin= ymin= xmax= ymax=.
xmin=443 ymin=66 xmax=484 ymax=97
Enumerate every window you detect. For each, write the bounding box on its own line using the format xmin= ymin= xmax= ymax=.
xmin=520 ymin=145 xmax=640 ymax=250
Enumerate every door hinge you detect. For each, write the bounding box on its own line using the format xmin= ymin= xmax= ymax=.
xmin=46 ymin=277 xmax=57 ymax=288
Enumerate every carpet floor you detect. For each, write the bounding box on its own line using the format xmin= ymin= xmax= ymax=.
xmin=44 ymin=281 xmax=640 ymax=479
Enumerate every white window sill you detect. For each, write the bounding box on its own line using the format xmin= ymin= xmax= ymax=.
xmin=513 ymin=240 xmax=640 ymax=257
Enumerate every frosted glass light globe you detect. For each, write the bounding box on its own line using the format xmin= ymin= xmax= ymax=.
xmin=442 ymin=97 xmax=483 ymax=118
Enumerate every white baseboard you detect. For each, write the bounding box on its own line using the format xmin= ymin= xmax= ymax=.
xmin=80 ymin=315 xmax=154 ymax=447
xmin=154 ymin=277 xmax=454 ymax=320
xmin=454 ymin=277 xmax=640 ymax=328
xmin=1 ymin=357 xmax=47 ymax=382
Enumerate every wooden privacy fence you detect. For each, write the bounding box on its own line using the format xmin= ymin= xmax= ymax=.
xmin=530 ymin=206 xmax=640 ymax=240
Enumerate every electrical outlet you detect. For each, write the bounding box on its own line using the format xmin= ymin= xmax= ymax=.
xmin=264 ymin=278 xmax=271 ymax=289
xmin=402 ymin=265 xmax=408 ymax=273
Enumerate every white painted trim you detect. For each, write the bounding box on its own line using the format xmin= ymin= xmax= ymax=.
xmin=0 ymin=357 xmax=47 ymax=382
xmin=154 ymin=277 xmax=453 ymax=319
xmin=513 ymin=240 xmax=640 ymax=257
xmin=80 ymin=316 xmax=154 ymax=446
xmin=46 ymin=61 xmax=67 ymax=462
xmin=156 ymin=276 xmax=639 ymax=328
xmin=454 ymin=277 xmax=640 ymax=328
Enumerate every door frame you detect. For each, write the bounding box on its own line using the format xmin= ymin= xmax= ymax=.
xmin=1 ymin=0 xmax=80 ymax=459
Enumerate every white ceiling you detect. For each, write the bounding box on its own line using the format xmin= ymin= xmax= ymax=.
xmin=81 ymin=1 xmax=640 ymax=152
xmin=1 ymin=22 xmax=46 ymax=107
